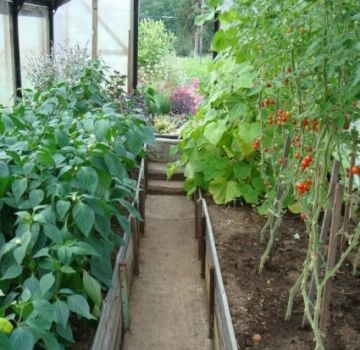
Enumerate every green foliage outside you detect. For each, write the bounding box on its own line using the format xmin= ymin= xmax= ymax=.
xmin=0 ymin=60 xmax=154 ymax=349
xmin=140 ymin=0 xmax=213 ymax=56
xmin=138 ymin=19 xmax=175 ymax=70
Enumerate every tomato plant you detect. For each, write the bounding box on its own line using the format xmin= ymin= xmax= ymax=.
xmin=0 ymin=60 xmax=154 ymax=349
xmin=175 ymin=0 xmax=360 ymax=348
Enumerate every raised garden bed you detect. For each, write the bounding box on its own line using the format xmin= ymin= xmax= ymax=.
xmin=90 ymin=159 xmax=146 ymax=350
xmin=205 ymin=201 xmax=360 ymax=350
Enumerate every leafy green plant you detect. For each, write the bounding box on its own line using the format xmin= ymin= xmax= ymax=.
xmin=0 ymin=60 xmax=154 ymax=349
xmin=138 ymin=19 xmax=175 ymax=72
xmin=152 ymin=115 xmax=179 ymax=135
xmin=144 ymin=86 xmax=172 ymax=115
xmin=169 ymin=58 xmax=265 ymax=204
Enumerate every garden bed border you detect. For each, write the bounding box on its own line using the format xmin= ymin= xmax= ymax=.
xmin=195 ymin=189 xmax=239 ymax=350
xmin=91 ymin=158 xmax=145 ymax=350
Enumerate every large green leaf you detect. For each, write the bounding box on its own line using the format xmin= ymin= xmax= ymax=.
xmin=77 ymin=167 xmax=98 ymax=195
xmin=12 ymin=179 xmax=28 ymax=201
xmin=72 ymin=202 xmax=95 ymax=236
xmin=0 ymin=162 xmax=9 ymax=177
xmin=1 ymin=265 xmax=23 ymax=281
xmin=40 ymin=273 xmax=55 ymax=296
xmin=238 ymin=122 xmax=262 ymax=145
xmin=203 ymin=120 xmax=227 ymax=146
xmin=67 ymin=295 xmax=94 ymax=320
xmin=55 ymin=200 xmax=71 ymax=220
xmin=0 ymin=333 xmax=14 ymax=350
xmin=10 ymin=328 xmax=34 ymax=350
xmin=54 ymin=300 xmax=69 ymax=328
xmin=83 ymin=271 xmax=102 ymax=306
xmin=209 ymin=178 xmax=241 ymax=204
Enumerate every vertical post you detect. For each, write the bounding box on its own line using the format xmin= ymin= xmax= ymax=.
xmin=194 ymin=190 xmax=199 ymax=239
xmin=119 ymin=264 xmax=130 ymax=331
xmin=48 ymin=5 xmax=54 ymax=53
xmin=212 ymin=11 xmax=220 ymax=59
xmin=144 ymin=157 xmax=148 ymax=195
xmin=9 ymin=0 xmax=22 ymax=98
xmin=200 ymin=216 xmax=206 ymax=278
xmin=197 ymin=197 xmax=203 ymax=259
xmin=320 ymin=183 xmax=344 ymax=335
xmin=209 ymin=265 xmax=215 ymax=338
xmin=92 ymin=0 xmax=98 ymax=59
xmin=132 ymin=0 xmax=139 ymax=90
xmin=340 ymin=142 xmax=357 ymax=251
xmin=131 ymin=216 xmax=139 ymax=276
xmin=139 ymin=186 xmax=145 ymax=235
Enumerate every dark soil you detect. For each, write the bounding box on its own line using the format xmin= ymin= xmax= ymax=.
xmin=208 ymin=204 xmax=360 ymax=350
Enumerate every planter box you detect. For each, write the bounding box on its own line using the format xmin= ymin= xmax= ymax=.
xmin=91 ymin=159 xmax=145 ymax=350
xmin=147 ymin=136 xmax=180 ymax=163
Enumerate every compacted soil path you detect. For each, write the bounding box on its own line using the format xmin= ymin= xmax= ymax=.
xmin=122 ymin=194 xmax=212 ymax=350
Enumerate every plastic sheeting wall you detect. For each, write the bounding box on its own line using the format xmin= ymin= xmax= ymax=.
xmin=0 ymin=9 xmax=14 ymax=105
xmin=54 ymin=0 xmax=131 ymax=76
xmin=18 ymin=4 xmax=49 ymax=88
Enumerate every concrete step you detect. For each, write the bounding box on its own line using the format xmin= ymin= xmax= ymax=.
xmin=147 ymin=179 xmax=185 ymax=196
xmin=147 ymin=161 xmax=184 ymax=181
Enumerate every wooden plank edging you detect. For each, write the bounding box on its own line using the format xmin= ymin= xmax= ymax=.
xmin=91 ymin=159 xmax=145 ymax=350
xmin=200 ymin=191 xmax=239 ymax=350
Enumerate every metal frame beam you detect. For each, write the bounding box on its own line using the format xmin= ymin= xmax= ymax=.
xmin=132 ymin=0 xmax=139 ymax=90
xmin=9 ymin=0 xmax=23 ymax=98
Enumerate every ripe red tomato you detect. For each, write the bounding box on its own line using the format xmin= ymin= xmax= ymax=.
xmin=302 ymin=118 xmax=308 ymax=127
xmin=352 ymin=166 xmax=360 ymax=176
xmin=296 ymin=182 xmax=306 ymax=194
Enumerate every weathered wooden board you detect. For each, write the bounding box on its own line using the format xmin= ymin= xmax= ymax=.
xmin=201 ymin=194 xmax=239 ymax=350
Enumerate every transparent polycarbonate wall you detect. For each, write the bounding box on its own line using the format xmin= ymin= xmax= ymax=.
xmin=98 ymin=0 xmax=131 ymax=76
xmin=55 ymin=0 xmax=131 ymax=76
xmin=19 ymin=4 xmax=49 ymax=88
xmin=0 ymin=7 xmax=14 ymax=105
xmin=54 ymin=0 xmax=92 ymax=52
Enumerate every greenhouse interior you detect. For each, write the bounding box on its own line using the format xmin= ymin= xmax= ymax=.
xmin=0 ymin=0 xmax=359 ymax=349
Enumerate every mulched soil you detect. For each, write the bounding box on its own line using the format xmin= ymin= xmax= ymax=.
xmin=208 ymin=203 xmax=360 ymax=350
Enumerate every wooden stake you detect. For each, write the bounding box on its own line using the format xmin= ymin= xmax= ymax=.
xmin=139 ymin=186 xmax=145 ymax=236
xmin=200 ymin=216 xmax=206 ymax=278
xmin=303 ymin=161 xmax=340 ymax=327
xmin=131 ymin=217 xmax=139 ymax=276
xmin=144 ymin=157 xmax=149 ymax=195
xmin=340 ymin=142 xmax=356 ymax=251
xmin=209 ymin=265 xmax=215 ymax=338
xmin=119 ymin=264 xmax=130 ymax=331
xmin=320 ymin=183 xmax=344 ymax=334
xmin=194 ymin=189 xmax=199 ymax=240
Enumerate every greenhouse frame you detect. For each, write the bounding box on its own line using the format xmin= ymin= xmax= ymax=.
xmin=0 ymin=0 xmax=138 ymax=104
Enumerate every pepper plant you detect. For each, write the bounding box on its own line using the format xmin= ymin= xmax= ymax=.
xmin=0 ymin=60 xmax=154 ymax=349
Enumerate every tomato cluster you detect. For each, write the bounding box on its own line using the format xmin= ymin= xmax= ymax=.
xmin=252 ymin=138 xmax=261 ymax=150
xmin=300 ymin=154 xmax=313 ymax=170
xmin=261 ymin=98 xmax=276 ymax=108
xmin=296 ymin=177 xmax=313 ymax=195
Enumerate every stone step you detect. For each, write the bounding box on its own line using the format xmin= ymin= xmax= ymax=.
xmin=147 ymin=161 xmax=184 ymax=181
xmin=147 ymin=179 xmax=185 ymax=196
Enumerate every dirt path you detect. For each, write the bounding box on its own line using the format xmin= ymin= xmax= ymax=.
xmin=122 ymin=195 xmax=212 ymax=350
